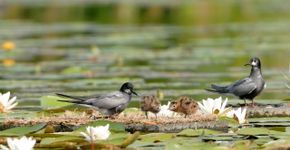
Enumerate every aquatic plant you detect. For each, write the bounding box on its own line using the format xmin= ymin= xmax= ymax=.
xmin=1 ymin=41 xmax=15 ymax=51
xmin=80 ymin=124 xmax=111 ymax=142
xmin=198 ymin=97 xmax=230 ymax=116
xmin=0 ymin=136 xmax=36 ymax=150
xmin=0 ymin=92 xmax=18 ymax=113
xmin=226 ymin=107 xmax=247 ymax=124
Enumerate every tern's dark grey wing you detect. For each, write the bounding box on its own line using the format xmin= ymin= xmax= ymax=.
xmin=228 ymin=77 xmax=257 ymax=97
xmin=84 ymin=91 xmax=129 ymax=110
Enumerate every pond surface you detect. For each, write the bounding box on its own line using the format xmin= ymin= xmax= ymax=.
xmin=0 ymin=21 xmax=288 ymax=109
xmin=0 ymin=1 xmax=290 ymax=149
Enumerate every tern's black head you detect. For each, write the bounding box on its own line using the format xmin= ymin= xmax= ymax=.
xmin=245 ymin=57 xmax=261 ymax=68
xmin=120 ymin=82 xmax=138 ymax=96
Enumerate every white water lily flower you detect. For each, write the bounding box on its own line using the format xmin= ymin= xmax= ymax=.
xmin=80 ymin=124 xmax=110 ymax=142
xmin=0 ymin=136 xmax=36 ymax=150
xmin=0 ymin=92 xmax=18 ymax=113
xmin=198 ymin=97 xmax=230 ymax=116
xmin=156 ymin=102 xmax=176 ymax=117
xmin=227 ymin=107 xmax=247 ymax=124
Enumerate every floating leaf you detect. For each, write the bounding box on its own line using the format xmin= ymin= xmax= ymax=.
xmin=41 ymin=96 xmax=72 ymax=108
xmin=139 ymin=133 xmax=175 ymax=143
xmin=177 ymin=129 xmax=222 ymax=137
xmin=164 ymin=140 xmax=228 ymax=150
xmin=0 ymin=123 xmax=46 ymax=136
xmin=40 ymin=135 xmax=83 ymax=145
xmin=202 ymin=136 xmax=234 ymax=142
xmin=237 ymin=127 xmax=282 ymax=136
xmin=219 ymin=116 xmax=240 ymax=127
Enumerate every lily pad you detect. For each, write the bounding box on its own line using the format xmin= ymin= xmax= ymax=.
xmin=41 ymin=96 xmax=72 ymax=108
xmin=164 ymin=140 xmax=228 ymax=150
xmin=138 ymin=133 xmax=175 ymax=143
xmin=237 ymin=127 xmax=282 ymax=136
xmin=0 ymin=123 xmax=46 ymax=136
xmin=40 ymin=135 xmax=83 ymax=145
xmin=177 ymin=129 xmax=222 ymax=137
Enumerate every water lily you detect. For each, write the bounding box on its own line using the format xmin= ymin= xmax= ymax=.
xmin=198 ymin=97 xmax=230 ymax=116
xmin=0 ymin=92 xmax=18 ymax=113
xmin=0 ymin=136 xmax=36 ymax=150
xmin=3 ymin=59 xmax=16 ymax=67
xmin=226 ymin=107 xmax=247 ymax=124
xmin=80 ymin=124 xmax=110 ymax=142
xmin=157 ymin=102 xmax=176 ymax=117
xmin=1 ymin=41 xmax=15 ymax=51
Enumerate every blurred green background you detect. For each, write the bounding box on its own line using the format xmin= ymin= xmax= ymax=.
xmin=0 ymin=0 xmax=289 ymax=109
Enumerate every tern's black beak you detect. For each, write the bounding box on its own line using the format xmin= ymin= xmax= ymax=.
xmin=244 ymin=63 xmax=251 ymax=66
xmin=132 ymin=90 xmax=138 ymax=96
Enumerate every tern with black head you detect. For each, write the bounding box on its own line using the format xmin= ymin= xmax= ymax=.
xmin=206 ymin=57 xmax=265 ymax=106
xmin=56 ymin=82 xmax=138 ymax=116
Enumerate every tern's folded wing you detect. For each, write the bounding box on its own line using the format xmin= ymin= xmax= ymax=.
xmin=229 ymin=78 xmax=257 ymax=97
xmin=85 ymin=91 xmax=128 ymax=109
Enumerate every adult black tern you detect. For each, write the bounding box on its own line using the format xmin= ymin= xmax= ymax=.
xmin=206 ymin=57 xmax=265 ymax=106
xmin=56 ymin=82 xmax=138 ymax=116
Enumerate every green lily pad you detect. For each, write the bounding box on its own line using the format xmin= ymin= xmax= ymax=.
xmin=41 ymin=95 xmax=72 ymax=108
xmin=139 ymin=133 xmax=175 ymax=143
xmin=231 ymin=141 xmax=251 ymax=150
xmin=40 ymin=135 xmax=83 ymax=145
xmin=219 ymin=116 xmax=240 ymax=127
xmin=202 ymin=136 xmax=234 ymax=142
xmin=237 ymin=128 xmax=282 ymax=136
xmin=164 ymin=141 xmax=228 ymax=150
xmin=0 ymin=123 xmax=46 ymax=136
xmin=177 ymin=129 xmax=222 ymax=137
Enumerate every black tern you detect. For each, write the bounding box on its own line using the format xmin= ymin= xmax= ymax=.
xmin=56 ymin=82 xmax=138 ymax=116
xmin=206 ymin=57 xmax=265 ymax=106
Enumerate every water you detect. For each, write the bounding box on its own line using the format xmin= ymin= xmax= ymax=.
xmin=0 ymin=22 xmax=288 ymax=109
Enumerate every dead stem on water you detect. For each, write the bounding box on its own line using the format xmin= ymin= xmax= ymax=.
xmin=2 ymin=109 xmax=217 ymax=129
xmin=3 ymin=110 xmax=94 ymax=127
xmin=114 ymin=111 xmax=217 ymax=124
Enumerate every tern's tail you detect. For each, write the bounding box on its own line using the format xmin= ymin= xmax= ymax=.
xmin=56 ymin=93 xmax=86 ymax=101
xmin=56 ymin=93 xmax=91 ymax=105
xmin=57 ymin=99 xmax=86 ymax=104
xmin=205 ymin=84 xmax=229 ymax=93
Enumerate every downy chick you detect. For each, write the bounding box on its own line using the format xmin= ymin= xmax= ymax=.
xmin=169 ymin=96 xmax=198 ymax=118
xmin=140 ymin=95 xmax=161 ymax=119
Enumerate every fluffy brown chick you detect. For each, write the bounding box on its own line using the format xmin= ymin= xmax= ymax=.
xmin=140 ymin=95 xmax=161 ymax=119
xmin=169 ymin=96 xmax=198 ymax=118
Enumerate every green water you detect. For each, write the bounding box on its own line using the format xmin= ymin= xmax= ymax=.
xmin=0 ymin=1 xmax=290 ymax=149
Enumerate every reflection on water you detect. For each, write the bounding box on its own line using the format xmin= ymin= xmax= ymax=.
xmin=0 ymin=1 xmax=289 ymax=109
